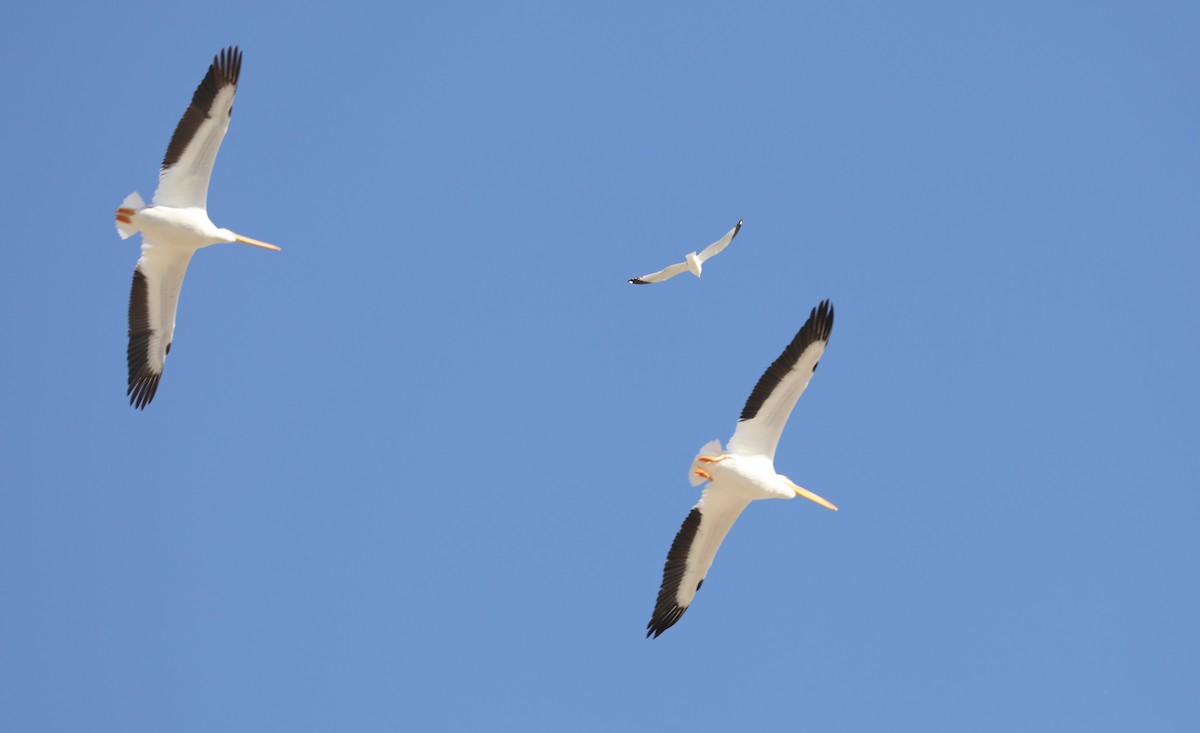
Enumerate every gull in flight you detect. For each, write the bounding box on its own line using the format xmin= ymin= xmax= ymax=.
xmin=628 ymin=219 xmax=742 ymax=284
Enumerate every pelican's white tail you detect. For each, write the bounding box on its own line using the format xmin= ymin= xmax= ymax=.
xmin=114 ymin=192 xmax=145 ymax=239
xmin=689 ymin=439 xmax=724 ymax=486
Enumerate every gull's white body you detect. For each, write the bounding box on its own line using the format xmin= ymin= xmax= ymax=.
xmin=629 ymin=219 xmax=742 ymax=284
xmin=647 ymin=300 xmax=837 ymax=638
xmin=115 ymin=47 xmax=280 ymax=409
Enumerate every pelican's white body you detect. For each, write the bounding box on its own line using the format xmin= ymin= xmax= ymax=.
xmin=696 ymin=450 xmax=802 ymax=501
xmin=123 ymin=202 xmax=235 ymax=251
xmin=688 ymin=438 xmax=798 ymax=499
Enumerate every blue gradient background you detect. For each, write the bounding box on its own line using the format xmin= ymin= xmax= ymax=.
xmin=1 ymin=2 xmax=1197 ymax=730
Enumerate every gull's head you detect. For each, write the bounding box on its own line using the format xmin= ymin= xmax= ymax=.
xmin=783 ymin=477 xmax=838 ymax=511
xmin=219 ymin=228 xmax=282 ymax=252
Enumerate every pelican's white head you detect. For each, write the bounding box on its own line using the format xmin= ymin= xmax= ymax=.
xmin=783 ymin=477 xmax=838 ymax=511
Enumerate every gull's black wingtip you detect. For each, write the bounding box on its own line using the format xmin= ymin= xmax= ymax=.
xmin=629 ymin=278 xmax=650 ymax=285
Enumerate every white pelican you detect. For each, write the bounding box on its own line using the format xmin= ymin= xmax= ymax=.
xmin=628 ymin=219 xmax=742 ymax=284
xmin=646 ymin=299 xmax=837 ymax=637
xmin=114 ymin=46 xmax=280 ymax=409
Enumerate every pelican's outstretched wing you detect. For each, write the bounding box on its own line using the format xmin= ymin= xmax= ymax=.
xmin=153 ymin=46 xmax=242 ymax=209
xmin=727 ymin=300 xmax=834 ymax=460
xmin=629 ymin=261 xmax=689 ymax=284
xmin=647 ymin=485 xmax=751 ymax=638
xmin=696 ymin=219 xmax=742 ymax=263
xmin=127 ymin=241 xmax=195 ymax=409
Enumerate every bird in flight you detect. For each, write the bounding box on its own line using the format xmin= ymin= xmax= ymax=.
xmin=628 ymin=219 xmax=742 ymax=284
xmin=647 ymin=300 xmax=838 ymax=637
xmin=115 ymin=46 xmax=281 ymax=409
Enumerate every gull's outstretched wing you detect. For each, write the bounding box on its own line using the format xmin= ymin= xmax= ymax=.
xmin=696 ymin=219 xmax=742 ymax=264
xmin=629 ymin=261 xmax=690 ymax=285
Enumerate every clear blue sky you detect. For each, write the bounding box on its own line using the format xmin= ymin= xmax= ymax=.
xmin=1 ymin=1 xmax=1197 ymax=730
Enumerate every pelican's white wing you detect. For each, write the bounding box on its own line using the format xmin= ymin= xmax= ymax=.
xmin=628 ymin=261 xmax=689 ymax=285
xmin=727 ymin=300 xmax=834 ymax=460
xmin=647 ymin=484 xmax=752 ymax=637
xmin=127 ymin=241 xmax=195 ymax=409
xmin=153 ymin=47 xmax=242 ymax=209
xmin=695 ymin=219 xmax=742 ymax=263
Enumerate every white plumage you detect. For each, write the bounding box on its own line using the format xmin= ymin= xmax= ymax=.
xmin=115 ymin=46 xmax=281 ymax=409
xmin=628 ymin=219 xmax=742 ymax=284
xmin=647 ymin=300 xmax=837 ymax=637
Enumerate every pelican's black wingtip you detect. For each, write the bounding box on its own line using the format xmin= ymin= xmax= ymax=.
xmin=214 ymin=46 xmax=243 ymax=84
xmin=126 ymin=374 xmax=161 ymax=410
xmin=646 ymin=605 xmax=688 ymax=639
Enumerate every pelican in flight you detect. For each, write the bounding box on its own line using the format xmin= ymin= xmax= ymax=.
xmin=628 ymin=219 xmax=742 ymax=284
xmin=647 ymin=299 xmax=838 ymax=638
xmin=114 ymin=46 xmax=281 ymax=409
